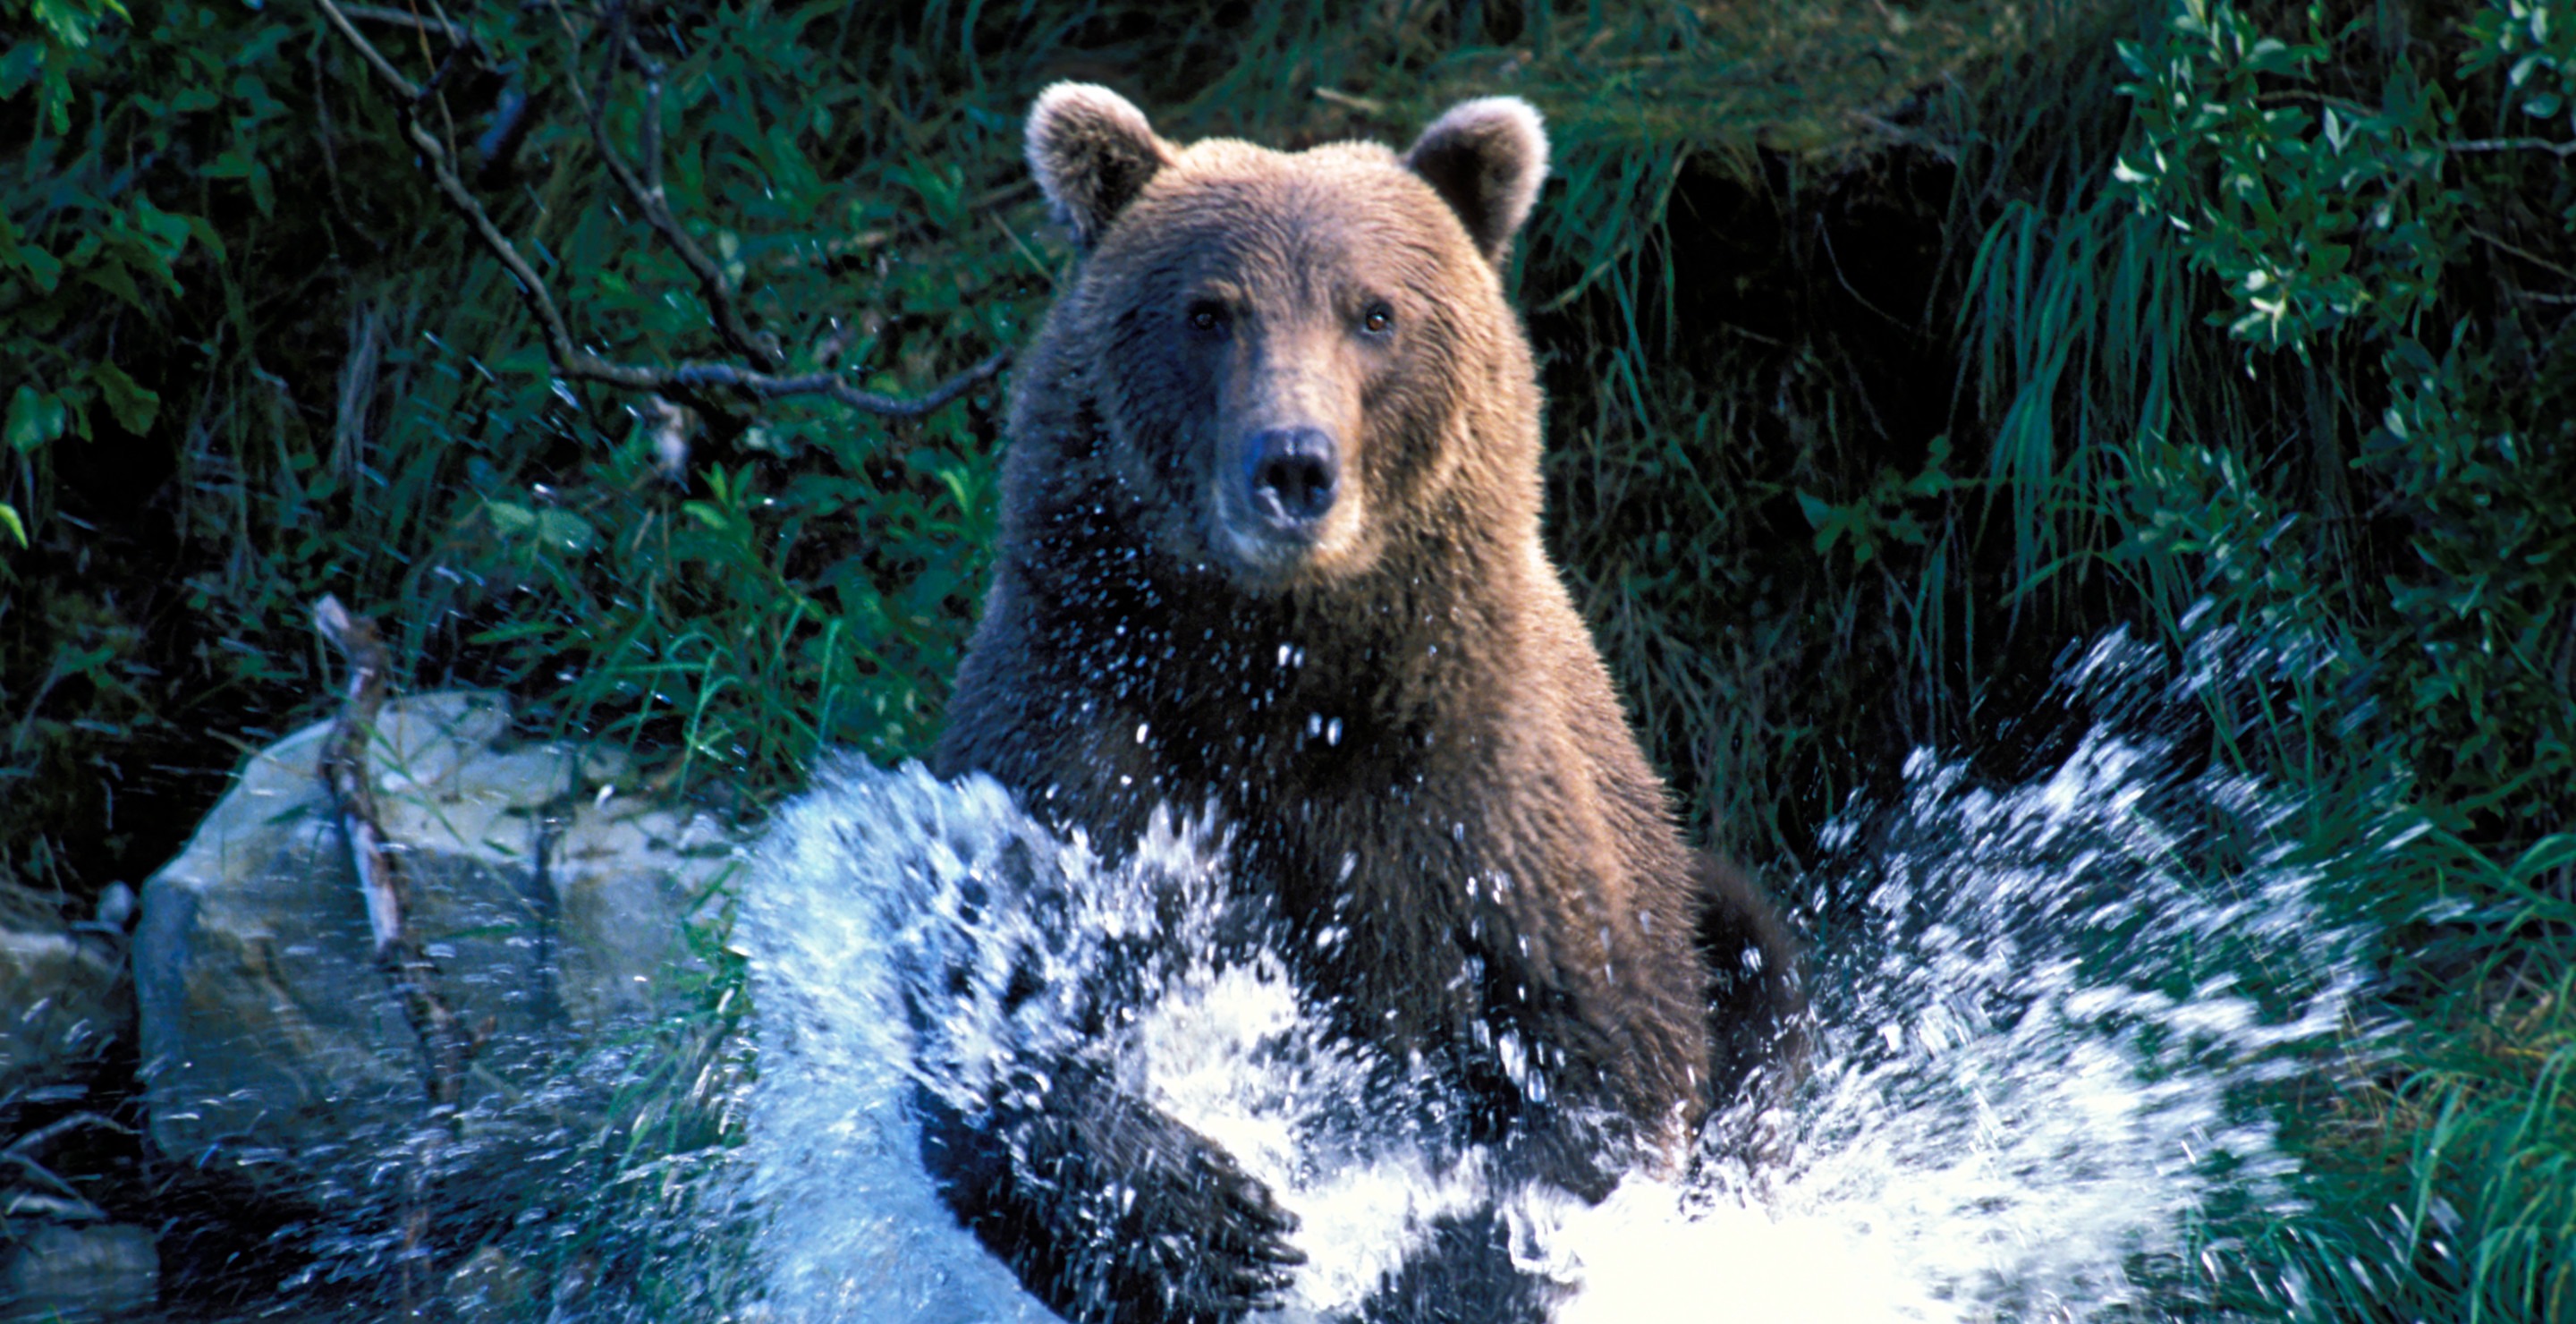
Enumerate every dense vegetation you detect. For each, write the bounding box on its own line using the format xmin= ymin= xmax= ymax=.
xmin=4 ymin=0 xmax=2571 ymax=1315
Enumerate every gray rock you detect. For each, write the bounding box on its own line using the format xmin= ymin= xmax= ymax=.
xmin=0 ymin=1222 xmax=158 ymax=1323
xmin=0 ymin=887 xmax=127 ymax=1108
xmin=134 ymin=692 xmax=737 ymax=1210
xmin=91 ymin=883 xmax=135 ymax=933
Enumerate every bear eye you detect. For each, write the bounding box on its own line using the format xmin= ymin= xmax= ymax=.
xmin=1185 ymin=301 xmax=1227 ymax=335
xmin=1360 ymin=301 xmax=1396 ymax=336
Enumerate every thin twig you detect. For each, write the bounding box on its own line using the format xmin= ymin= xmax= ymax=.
xmin=2466 ymin=225 xmax=2576 ymax=283
xmin=313 ymin=597 xmax=473 ymax=1083
xmin=1813 ymin=216 xmax=1912 ymax=333
xmin=7 ymin=1111 xmax=138 ymax=1157
xmin=554 ymin=0 xmax=782 ymax=371
xmin=314 ymin=594 xmax=475 ymax=1310
xmin=672 ymin=350 xmax=1012 ymax=416
xmin=338 ymin=3 xmax=470 ymax=45
xmin=2248 ymin=90 xmax=2576 ymax=159
xmin=2 ymin=1190 xmax=110 ymax=1223
xmin=2450 ymin=136 xmax=2576 ymax=158
xmin=625 ymin=31 xmax=667 ymax=217
xmin=2 ymin=1150 xmax=91 ymax=1204
xmin=309 ymin=0 xmax=1008 ymax=417
xmin=314 ymin=0 xmax=421 ymax=99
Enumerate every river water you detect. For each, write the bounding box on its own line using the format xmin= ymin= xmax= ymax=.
xmin=133 ymin=631 xmax=2375 ymax=1322
xmin=734 ymin=631 xmax=2378 ymax=1324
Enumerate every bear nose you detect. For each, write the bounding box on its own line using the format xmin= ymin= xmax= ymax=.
xmin=1247 ymin=427 xmax=1340 ymax=526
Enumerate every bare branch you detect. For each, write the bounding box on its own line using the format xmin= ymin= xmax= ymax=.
xmin=672 ymin=349 xmax=1013 ymax=417
xmin=2449 ymin=136 xmax=2576 ymax=158
xmin=338 ymin=4 xmax=471 ymax=47
xmin=313 ymin=0 xmax=422 ymax=99
xmin=1 ymin=1150 xmax=94 ymax=1206
xmin=311 ymin=597 xmax=479 ymax=1129
xmin=309 ymin=0 xmax=1009 ymax=419
xmin=312 ymin=596 xmax=475 ymax=1097
xmin=7 ymin=1111 xmax=139 ymax=1157
xmin=313 ymin=592 xmax=477 ymax=1309
xmin=2466 ymin=225 xmax=2576 ymax=283
xmin=553 ymin=0 xmax=783 ymax=371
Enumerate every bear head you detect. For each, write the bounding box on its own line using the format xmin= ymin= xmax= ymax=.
xmin=1013 ymin=85 xmax=1551 ymax=596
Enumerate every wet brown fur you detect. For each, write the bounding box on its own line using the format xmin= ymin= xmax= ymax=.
xmin=928 ymin=86 xmax=1801 ymax=1324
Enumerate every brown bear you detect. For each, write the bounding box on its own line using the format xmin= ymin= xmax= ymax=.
xmin=922 ymin=83 xmax=1801 ymax=1324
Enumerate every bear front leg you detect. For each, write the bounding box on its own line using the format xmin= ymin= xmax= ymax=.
xmin=916 ymin=1072 xmax=1305 ymax=1324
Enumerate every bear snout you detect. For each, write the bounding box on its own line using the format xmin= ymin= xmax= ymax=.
xmin=1246 ymin=426 xmax=1341 ymax=527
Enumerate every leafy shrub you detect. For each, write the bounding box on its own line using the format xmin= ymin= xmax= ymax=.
xmin=2113 ymin=0 xmax=2576 ymax=846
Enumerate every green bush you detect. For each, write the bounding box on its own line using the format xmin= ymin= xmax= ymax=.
xmin=2112 ymin=0 xmax=2575 ymax=844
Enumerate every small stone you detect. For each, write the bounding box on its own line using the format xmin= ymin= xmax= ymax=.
xmin=0 ymin=909 xmax=127 ymax=1104
xmin=0 ymin=1222 xmax=159 ymax=1323
xmin=92 ymin=883 xmax=135 ymax=932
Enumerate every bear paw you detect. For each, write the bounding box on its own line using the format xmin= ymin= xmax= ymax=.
xmin=919 ymin=1075 xmax=1304 ymax=1324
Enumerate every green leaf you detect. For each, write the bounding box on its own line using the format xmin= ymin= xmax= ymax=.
xmin=0 ymin=41 xmax=41 ymax=102
xmin=202 ymin=149 xmax=258 ymax=180
xmin=31 ymin=0 xmax=114 ymax=46
xmin=179 ymin=213 xmax=228 ymax=263
xmin=89 ymin=361 xmax=160 ymax=435
xmin=128 ymin=196 xmax=192 ymax=261
xmin=483 ymin=499 xmax=538 ymax=535
xmin=0 ymin=217 xmax=64 ymax=292
xmin=468 ymin=619 xmax=563 ymax=645
xmin=5 ymin=386 xmax=68 ymax=453
xmin=80 ymin=259 xmax=148 ymax=311
xmin=0 ymin=504 xmax=24 ymax=547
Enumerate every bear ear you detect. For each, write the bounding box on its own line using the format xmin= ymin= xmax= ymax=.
xmin=1026 ymin=82 xmax=1175 ymax=250
xmin=1402 ymin=97 xmax=1548 ymax=267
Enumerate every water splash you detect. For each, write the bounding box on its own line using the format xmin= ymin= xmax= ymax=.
xmin=740 ymin=632 xmax=2376 ymax=1322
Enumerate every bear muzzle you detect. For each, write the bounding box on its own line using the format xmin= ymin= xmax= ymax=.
xmin=1209 ymin=421 xmax=1367 ymax=586
xmin=1245 ymin=426 xmax=1341 ymax=528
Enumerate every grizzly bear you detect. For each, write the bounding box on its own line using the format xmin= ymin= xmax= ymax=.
xmin=921 ymin=84 xmax=1801 ymax=1323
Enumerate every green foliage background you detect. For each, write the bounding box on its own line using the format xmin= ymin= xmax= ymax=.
xmin=4 ymin=0 xmax=2572 ymax=1315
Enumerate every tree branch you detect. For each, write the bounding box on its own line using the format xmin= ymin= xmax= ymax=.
xmin=2449 ymin=136 xmax=2576 ymax=158
xmin=309 ymin=0 xmax=1008 ymax=420
xmin=312 ymin=593 xmax=476 ymax=1309
xmin=338 ymin=4 xmax=471 ymax=47
xmin=314 ymin=0 xmax=423 ymax=99
xmin=552 ymin=0 xmax=784 ymax=371
xmin=671 ymin=351 xmax=1012 ymax=417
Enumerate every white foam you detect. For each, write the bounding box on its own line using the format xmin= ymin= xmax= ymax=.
xmin=740 ymin=636 xmax=2370 ymax=1321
